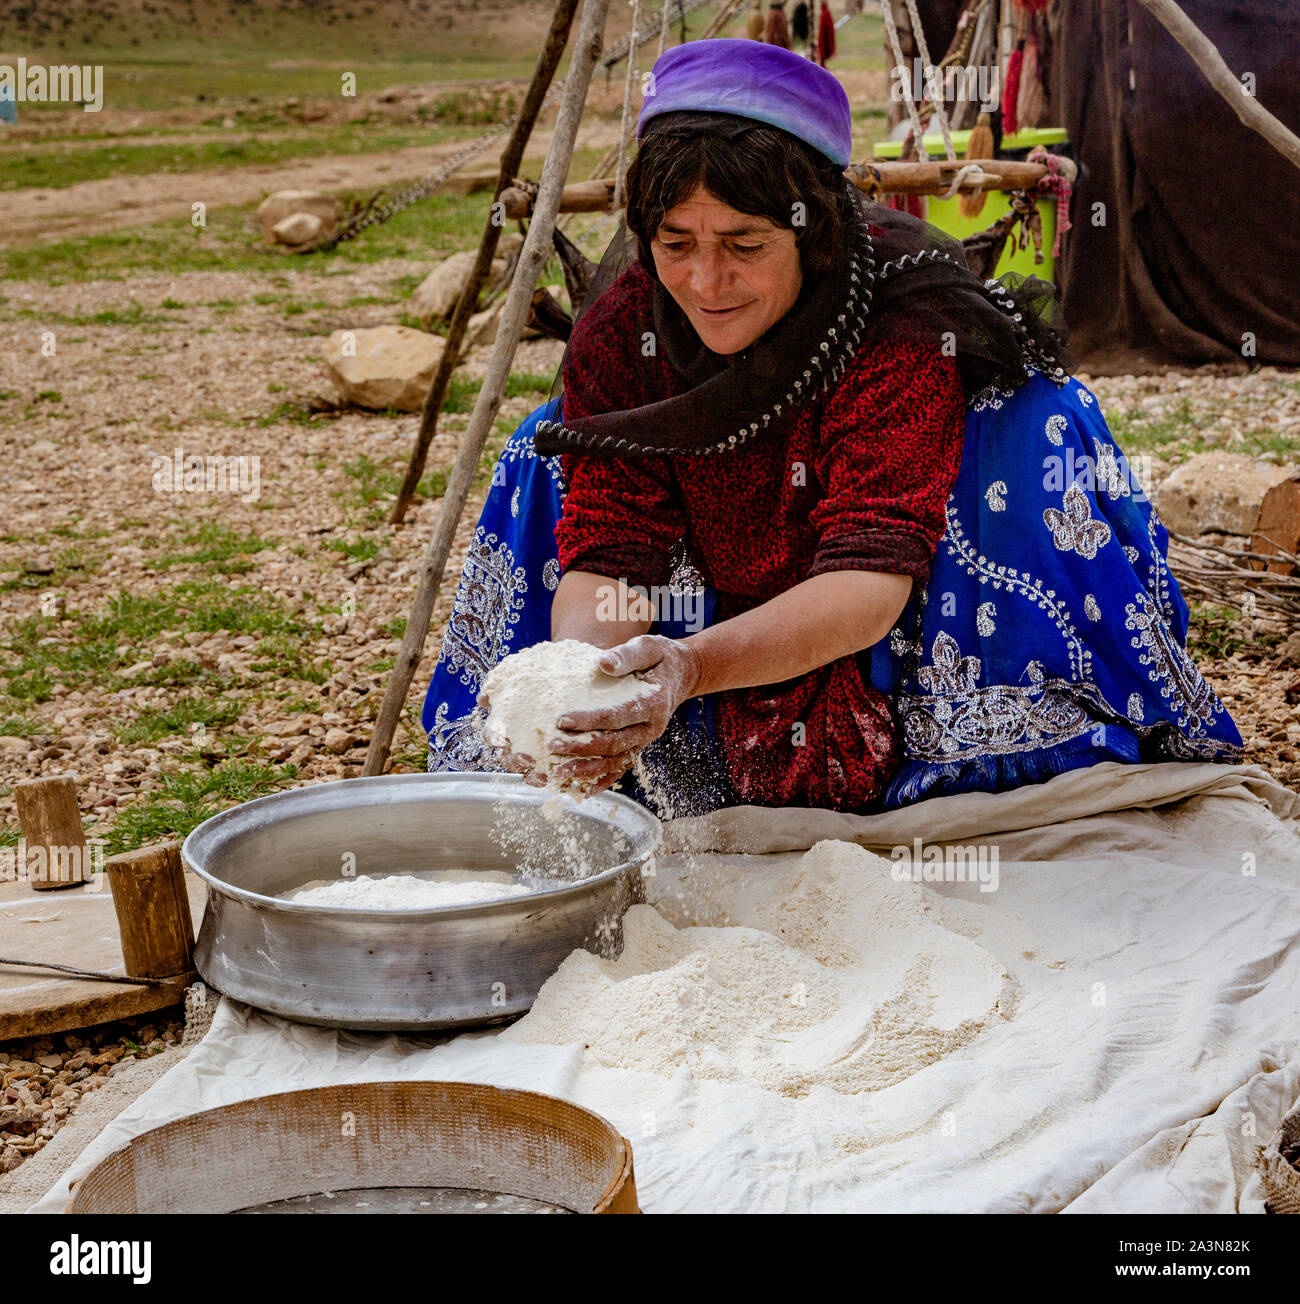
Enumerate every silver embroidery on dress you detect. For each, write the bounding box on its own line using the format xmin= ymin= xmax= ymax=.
xmin=1045 ymin=413 xmax=1066 ymax=445
xmin=1044 ymin=483 xmax=1112 ymax=559
xmin=437 ymin=527 xmax=527 ymax=687
xmin=985 ymin=480 xmax=1008 ymax=512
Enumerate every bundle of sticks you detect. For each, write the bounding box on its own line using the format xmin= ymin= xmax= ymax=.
xmin=1167 ymin=531 xmax=1300 ymax=631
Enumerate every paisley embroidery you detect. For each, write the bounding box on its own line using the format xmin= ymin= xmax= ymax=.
xmin=1044 ymin=483 xmax=1112 ymax=559
xmin=437 ymin=527 xmax=527 ymax=688
xmin=543 ymin=557 xmax=561 ymax=591
xmin=1084 ymin=593 xmax=1101 ymax=621
xmin=1045 ymin=413 xmax=1067 ymax=445
xmin=976 ymin=601 xmax=997 ymax=636
xmin=984 ymin=480 xmax=1008 ymax=512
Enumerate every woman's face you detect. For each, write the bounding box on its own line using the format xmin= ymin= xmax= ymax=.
xmin=650 ymin=184 xmax=803 ymax=355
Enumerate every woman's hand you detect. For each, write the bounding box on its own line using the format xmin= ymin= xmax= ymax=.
xmin=547 ymin=635 xmax=703 ymax=791
xmin=476 ymin=692 xmax=547 ymax=787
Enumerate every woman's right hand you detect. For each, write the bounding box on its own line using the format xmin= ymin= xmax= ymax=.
xmin=477 ymin=691 xmax=547 ymax=787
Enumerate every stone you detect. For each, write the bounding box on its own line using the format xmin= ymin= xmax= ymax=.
xmin=0 ymin=735 xmax=29 ymax=752
xmin=411 ymin=250 xmax=478 ymax=323
xmin=323 ymin=325 xmax=444 ymax=413
xmin=1279 ymin=632 xmax=1300 ymax=666
xmin=36 ymin=1054 xmax=61 ymax=1069
xmin=323 ymin=727 xmax=355 ymax=754
xmin=271 ymin=212 xmax=325 ymax=247
xmin=1153 ymin=452 xmax=1298 ymax=538
xmin=409 ymin=234 xmax=523 ymax=323
xmin=256 ymin=190 xmax=340 ymax=246
xmin=466 ymin=298 xmax=505 ymax=351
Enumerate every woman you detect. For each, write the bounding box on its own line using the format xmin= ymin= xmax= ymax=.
xmin=424 ymin=39 xmax=1240 ymax=816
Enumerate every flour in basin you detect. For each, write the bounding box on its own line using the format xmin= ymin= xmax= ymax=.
xmin=282 ymin=870 xmax=531 ymax=908
xmin=504 ymin=840 xmax=1015 ymax=1095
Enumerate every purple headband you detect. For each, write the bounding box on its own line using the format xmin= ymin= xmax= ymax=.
xmin=637 ymin=38 xmax=852 ymax=168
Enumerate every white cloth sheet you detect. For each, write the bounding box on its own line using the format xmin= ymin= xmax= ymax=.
xmin=31 ymin=760 xmax=1300 ymax=1213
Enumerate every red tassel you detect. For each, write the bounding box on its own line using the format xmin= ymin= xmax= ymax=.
xmin=1002 ymin=42 xmax=1024 ymax=138
xmin=817 ymin=2 xmax=836 ymax=64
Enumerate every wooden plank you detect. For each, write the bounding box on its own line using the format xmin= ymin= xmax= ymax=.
xmin=0 ymin=871 xmax=207 ymax=1040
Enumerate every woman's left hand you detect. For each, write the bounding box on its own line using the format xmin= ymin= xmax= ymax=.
xmin=548 ymin=635 xmax=702 ymax=791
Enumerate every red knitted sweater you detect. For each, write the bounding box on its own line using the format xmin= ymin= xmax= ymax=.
xmin=555 ymin=260 xmax=966 ymax=811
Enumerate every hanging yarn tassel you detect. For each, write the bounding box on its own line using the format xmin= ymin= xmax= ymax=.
xmin=1016 ymin=31 xmax=1045 ymax=131
xmin=817 ymin=0 xmax=836 ymax=64
xmin=1002 ymin=38 xmax=1024 ymax=138
xmin=958 ymin=111 xmax=995 ymax=219
xmin=791 ymin=0 xmax=810 ymax=43
xmin=765 ymin=0 xmax=791 ymax=47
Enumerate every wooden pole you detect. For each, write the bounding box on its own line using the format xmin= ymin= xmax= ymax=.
xmin=497 ymin=157 xmax=1052 ymax=220
xmin=389 ymin=0 xmax=583 ymax=526
xmin=364 ymin=0 xmax=614 ymax=777
xmin=1135 ymin=0 xmax=1300 ymax=172
xmin=104 ymin=842 xmax=195 ymax=980
xmin=14 ymin=776 xmax=88 ymax=891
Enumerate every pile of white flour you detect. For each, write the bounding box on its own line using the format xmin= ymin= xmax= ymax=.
xmin=283 ymin=870 xmax=531 ymax=909
xmin=481 ymin=640 xmax=653 ymax=783
xmin=505 ymin=839 xmax=1015 ymax=1096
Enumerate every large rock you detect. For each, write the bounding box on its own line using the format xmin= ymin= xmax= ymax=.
xmin=271 ymin=212 xmax=324 ymax=246
xmin=411 ymin=250 xmax=479 ymax=322
xmin=324 ymin=326 xmax=444 ymax=413
xmin=257 ymin=190 xmax=339 ymax=247
xmin=1153 ymin=451 xmax=1298 ymax=537
xmin=410 ymin=234 xmax=524 ymax=323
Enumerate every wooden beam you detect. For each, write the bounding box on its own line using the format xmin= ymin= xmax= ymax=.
xmin=498 ymin=158 xmax=1053 ymax=220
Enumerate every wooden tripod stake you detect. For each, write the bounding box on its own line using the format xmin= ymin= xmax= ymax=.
xmin=364 ymin=0 xmax=615 ymax=776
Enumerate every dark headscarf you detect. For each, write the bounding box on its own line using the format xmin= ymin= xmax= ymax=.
xmin=535 ymin=183 xmax=1070 ymax=457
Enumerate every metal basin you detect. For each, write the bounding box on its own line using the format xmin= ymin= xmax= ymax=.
xmin=183 ymin=773 xmax=661 ymax=1031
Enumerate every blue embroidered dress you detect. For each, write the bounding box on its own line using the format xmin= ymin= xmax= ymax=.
xmin=422 ymin=369 xmax=1242 ymax=812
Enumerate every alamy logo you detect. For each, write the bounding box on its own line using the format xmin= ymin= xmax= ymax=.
xmin=49 ymin=1237 xmax=151 ymax=1284
xmin=0 ymin=60 xmax=104 ymax=112
xmin=889 ymin=837 xmax=999 ymax=892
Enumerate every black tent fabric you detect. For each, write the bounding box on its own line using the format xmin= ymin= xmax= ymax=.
xmin=1052 ymin=0 xmax=1300 ymax=369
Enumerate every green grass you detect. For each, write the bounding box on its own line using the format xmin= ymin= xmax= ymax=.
xmin=103 ymin=759 xmax=299 ymax=856
xmin=113 ymin=693 xmax=242 ymax=745
xmin=1186 ymin=602 xmax=1284 ymax=661
xmin=0 ymin=126 xmax=462 ymax=192
xmin=0 ymin=579 xmax=310 ymax=706
xmin=150 ymin=522 xmax=277 ymax=573
xmin=0 ymin=543 xmax=98 ymax=593
xmin=258 ymin=398 xmax=336 ymax=429
xmin=326 ymin=535 xmax=384 ymax=563
xmin=0 ymin=136 xmax=616 ymax=287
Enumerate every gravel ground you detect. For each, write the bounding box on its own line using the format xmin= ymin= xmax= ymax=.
xmin=0 ymin=1011 xmax=186 ymax=1174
